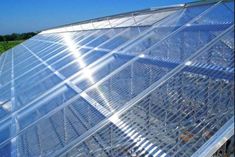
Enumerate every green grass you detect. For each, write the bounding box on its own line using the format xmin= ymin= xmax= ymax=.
xmin=0 ymin=40 xmax=23 ymax=54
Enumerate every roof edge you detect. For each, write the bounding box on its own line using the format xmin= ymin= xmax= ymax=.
xmin=39 ymin=0 xmax=232 ymax=33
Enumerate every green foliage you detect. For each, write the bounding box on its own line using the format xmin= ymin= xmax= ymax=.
xmin=0 ymin=32 xmax=37 ymax=54
xmin=0 ymin=32 xmax=36 ymax=42
xmin=0 ymin=41 xmax=23 ymax=54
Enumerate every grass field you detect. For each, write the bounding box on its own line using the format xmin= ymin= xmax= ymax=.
xmin=0 ymin=40 xmax=23 ymax=54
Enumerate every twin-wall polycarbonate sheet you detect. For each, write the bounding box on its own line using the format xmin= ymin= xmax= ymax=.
xmin=0 ymin=1 xmax=234 ymax=157
xmin=41 ymin=8 xmax=178 ymax=34
xmin=62 ymin=28 xmax=234 ymax=157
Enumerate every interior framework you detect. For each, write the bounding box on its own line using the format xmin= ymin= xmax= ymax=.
xmin=0 ymin=1 xmax=234 ymax=157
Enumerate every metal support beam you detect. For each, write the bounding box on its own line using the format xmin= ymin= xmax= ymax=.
xmin=115 ymin=53 xmax=234 ymax=81
xmin=10 ymin=49 xmax=19 ymax=157
xmin=191 ymin=117 xmax=234 ymax=157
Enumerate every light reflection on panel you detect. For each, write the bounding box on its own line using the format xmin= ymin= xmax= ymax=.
xmin=63 ymin=29 xmax=234 ymax=157
xmin=0 ymin=1 xmax=234 ymax=157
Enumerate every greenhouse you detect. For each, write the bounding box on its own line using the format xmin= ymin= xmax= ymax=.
xmin=0 ymin=0 xmax=234 ymax=156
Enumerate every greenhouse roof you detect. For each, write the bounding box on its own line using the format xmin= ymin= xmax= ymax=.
xmin=0 ymin=0 xmax=234 ymax=157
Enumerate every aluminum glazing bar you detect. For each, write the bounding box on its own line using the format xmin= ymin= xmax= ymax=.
xmin=191 ymin=117 xmax=234 ymax=157
xmin=10 ymin=49 xmax=19 ymax=157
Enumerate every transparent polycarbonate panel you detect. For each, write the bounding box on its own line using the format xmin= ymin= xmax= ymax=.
xmin=0 ymin=53 xmax=4 ymax=63
xmin=33 ymin=43 xmax=62 ymax=57
xmin=0 ymin=120 xmax=11 ymax=156
xmin=195 ymin=2 xmax=234 ymax=25
xmin=0 ymin=96 xmax=106 ymax=157
xmin=85 ymin=28 xmax=127 ymax=48
xmin=109 ymin=16 xmax=133 ymax=27
xmin=0 ymin=53 xmax=12 ymax=85
xmin=64 ymin=123 xmax=129 ymax=157
xmin=14 ymin=65 xmax=53 ymax=89
xmin=99 ymin=27 xmax=147 ymax=51
xmin=138 ymin=9 xmax=177 ymax=26
xmin=71 ymin=31 xmax=95 ymax=44
xmin=0 ymin=53 xmax=7 ymax=69
xmin=0 ymin=72 xmax=11 ymax=86
xmin=114 ymin=16 xmax=140 ymax=28
xmin=82 ymin=24 xmax=232 ymax=113
xmin=41 ymin=5 xmax=178 ymax=34
xmin=75 ymin=55 xmax=133 ymax=91
xmin=112 ymin=9 xmax=177 ymax=28
xmin=0 ymin=52 xmax=12 ymax=74
xmin=12 ymin=45 xmax=32 ymax=65
xmin=92 ymin=20 xmax=110 ymax=29
xmin=14 ymin=72 xmax=62 ymax=109
xmin=63 ymin=29 xmax=234 ymax=157
xmin=14 ymin=57 xmax=41 ymax=77
xmin=42 ymin=33 xmax=64 ymax=42
xmin=121 ymin=2 xmax=232 ymax=59
xmin=48 ymin=47 xmax=92 ymax=70
xmin=75 ymin=30 xmax=108 ymax=46
xmin=0 ymin=1 xmax=234 ymax=157
xmin=17 ymin=85 xmax=76 ymax=130
xmin=33 ymin=33 xmax=67 ymax=43
xmin=85 ymin=57 xmax=171 ymax=112
xmin=224 ymin=1 xmax=234 ymax=12
xmin=0 ymin=84 xmax=11 ymax=111
xmin=23 ymin=40 xmax=52 ymax=53
xmin=195 ymin=37 xmax=234 ymax=70
xmin=80 ymin=22 xmax=95 ymax=30
xmin=14 ymin=63 xmax=48 ymax=89
xmin=59 ymin=50 xmax=108 ymax=78
xmin=0 ymin=85 xmax=76 ymax=150
xmin=36 ymin=45 xmax=66 ymax=60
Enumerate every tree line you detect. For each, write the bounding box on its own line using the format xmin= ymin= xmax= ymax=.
xmin=0 ymin=32 xmax=37 ymax=42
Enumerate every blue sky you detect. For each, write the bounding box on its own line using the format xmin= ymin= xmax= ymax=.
xmin=0 ymin=0 xmax=195 ymax=35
